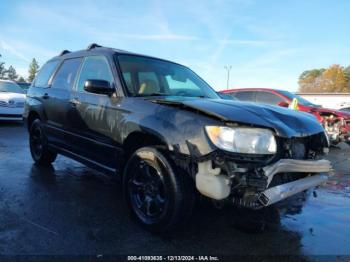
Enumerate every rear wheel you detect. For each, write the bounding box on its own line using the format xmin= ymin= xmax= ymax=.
xmin=123 ymin=147 xmax=195 ymax=232
xmin=29 ymin=119 xmax=57 ymax=165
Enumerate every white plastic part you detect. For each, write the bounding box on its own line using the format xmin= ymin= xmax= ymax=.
xmin=195 ymin=161 xmax=231 ymax=200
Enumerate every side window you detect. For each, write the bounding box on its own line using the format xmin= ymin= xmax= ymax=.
xmin=256 ymin=92 xmax=283 ymax=105
xmin=76 ymin=56 xmax=113 ymax=93
xmin=51 ymin=58 xmax=82 ymax=90
xmin=34 ymin=60 xmax=59 ymax=87
xmin=234 ymin=91 xmax=255 ymax=101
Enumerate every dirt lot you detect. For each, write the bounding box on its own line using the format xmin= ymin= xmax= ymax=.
xmin=0 ymin=122 xmax=349 ymax=259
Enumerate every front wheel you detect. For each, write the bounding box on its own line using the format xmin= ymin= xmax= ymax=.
xmin=29 ymin=119 xmax=57 ymax=165
xmin=123 ymin=147 xmax=195 ymax=232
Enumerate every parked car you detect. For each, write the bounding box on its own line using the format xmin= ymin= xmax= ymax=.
xmin=0 ymin=79 xmax=26 ymax=121
xmin=340 ymin=107 xmax=350 ymax=112
xmin=220 ymin=88 xmax=350 ymax=145
xmin=16 ymin=81 xmax=31 ymax=92
xmin=24 ymin=44 xmax=331 ymax=232
xmin=337 ymin=102 xmax=350 ymax=112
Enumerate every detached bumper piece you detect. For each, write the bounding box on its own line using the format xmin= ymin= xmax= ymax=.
xmin=196 ymin=158 xmax=332 ymax=208
xmin=263 ymin=159 xmax=332 ymax=185
xmin=259 ymin=159 xmax=331 ymax=207
xmin=258 ymin=173 xmax=328 ymax=206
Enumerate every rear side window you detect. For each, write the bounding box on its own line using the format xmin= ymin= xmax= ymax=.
xmin=255 ymin=92 xmax=284 ymax=105
xmin=234 ymin=91 xmax=255 ymax=101
xmin=51 ymin=58 xmax=82 ymax=90
xmin=34 ymin=60 xmax=59 ymax=87
xmin=76 ymin=56 xmax=113 ymax=93
xmin=219 ymin=92 xmax=237 ymax=100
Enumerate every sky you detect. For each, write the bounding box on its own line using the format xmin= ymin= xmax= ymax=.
xmin=0 ymin=0 xmax=349 ymax=91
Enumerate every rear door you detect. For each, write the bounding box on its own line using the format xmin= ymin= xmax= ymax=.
xmin=43 ymin=58 xmax=82 ymax=148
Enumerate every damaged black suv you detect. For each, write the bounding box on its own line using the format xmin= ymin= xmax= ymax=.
xmin=24 ymin=44 xmax=331 ymax=232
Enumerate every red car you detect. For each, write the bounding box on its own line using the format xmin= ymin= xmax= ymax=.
xmin=220 ymin=88 xmax=350 ymax=145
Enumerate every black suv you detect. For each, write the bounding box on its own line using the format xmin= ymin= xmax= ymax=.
xmin=24 ymin=44 xmax=331 ymax=232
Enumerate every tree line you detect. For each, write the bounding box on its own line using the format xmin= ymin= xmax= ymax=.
xmin=298 ymin=64 xmax=350 ymax=93
xmin=0 ymin=53 xmax=40 ymax=82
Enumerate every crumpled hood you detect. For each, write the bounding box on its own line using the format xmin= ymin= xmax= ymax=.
xmin=153 ymin=97 xmax=325 ymax=138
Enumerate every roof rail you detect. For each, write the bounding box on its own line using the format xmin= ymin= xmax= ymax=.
xmin=87 ymin=43 xmax=102 ymax=50
xmin=59 ymin=50 xmax=71 ymax=56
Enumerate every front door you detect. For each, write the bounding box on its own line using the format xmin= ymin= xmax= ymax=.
xmin=66 ymin=55 xmax=121 ymax=169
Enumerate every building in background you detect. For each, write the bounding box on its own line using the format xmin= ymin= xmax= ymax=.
xmin=297 ymin=93 xmax=350 ymax=110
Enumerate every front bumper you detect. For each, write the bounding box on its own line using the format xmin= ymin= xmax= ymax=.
xmin=195 ymin=158 xmax=332 ymax=208
xmin=259 ymin=173 xmax=328 ymax=206
xmin=258 ymin=159 xmax=331 ymax=207
xmin=263 ymin=159 xmax=331 ymax=186
xmin=0 ymin=107 xmax=24 ymax=120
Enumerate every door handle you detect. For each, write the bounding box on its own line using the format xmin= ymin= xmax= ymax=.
xmin=69 ymin=98 xmax=81 ymax=107
xmin=42 ymin=93 xmax=49 ymax=99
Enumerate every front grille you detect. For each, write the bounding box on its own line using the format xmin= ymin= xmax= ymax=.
xmin=0 ymin=101 xmax=24 ymax=108
xmin=0 ymin=101 xmax=9 ymax=107
xmin=290 ymin=140 xmax=307 ymax=159
xmin=282 ymin=137 xmax=310 ymax=160
xmin=15 ymin=102 xmax=24 ymax=108
xmin=280 ymin=132 xmax=328 ymax=161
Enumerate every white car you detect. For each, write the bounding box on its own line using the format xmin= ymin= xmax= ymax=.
xmin=0 ymin=80 xmax=26 ymax=121
xmin=338 ymin=102 xmax=350 ymax=112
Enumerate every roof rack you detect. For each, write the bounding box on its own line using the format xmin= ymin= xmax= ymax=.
xmin=59 ymin=50 xmax=71 ymax=56
xmin=87 ymin=43 xmax=102 ymax=50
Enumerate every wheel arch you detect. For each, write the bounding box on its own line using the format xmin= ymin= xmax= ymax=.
xmin=27 ymin=111 xmax=41 ymax=132
xmin=123 ymin=131 xmax=169 ymax=159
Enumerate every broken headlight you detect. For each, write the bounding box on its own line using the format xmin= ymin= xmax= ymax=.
xmin=205 ymin=126 xmax=277 ymax=154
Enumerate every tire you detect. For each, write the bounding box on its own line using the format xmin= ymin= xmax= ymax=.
xmin=123 ymin=146 xmax=195 ymax=233
xmin=29 ymin=119 xmax=57 ymax=166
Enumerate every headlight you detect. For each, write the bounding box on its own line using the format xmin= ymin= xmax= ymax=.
xmin=205 ymin=126 xmax=277 ymax=154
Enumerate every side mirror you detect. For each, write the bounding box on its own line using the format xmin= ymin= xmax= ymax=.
xmin=278 ymin=101 xmax=289 ymax=107
xmin=84 ymin=79 xmax=114 ymax=95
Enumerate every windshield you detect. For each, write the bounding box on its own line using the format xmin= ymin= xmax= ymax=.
xmin=117 ymin=55 xmax=220 ymax=99
xmin=278 ymin=90 xmax=316 ymax=107
xmin=0 ymin=81 xmax=24 ymax=94
xmin=17 ymin=82 xmax=31 ymax=90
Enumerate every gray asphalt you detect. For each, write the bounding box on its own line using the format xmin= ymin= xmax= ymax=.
xmin=0 ymin=122 xmax=349 ymax=258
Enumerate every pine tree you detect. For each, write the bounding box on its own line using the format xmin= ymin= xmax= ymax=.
xmin=0 ymin=54 xmax=7 ymax=79
xmin=6 ymin=65 xmax=18 ymax=80
xmin=28 ymin=58 xmax=40 ymax=82
xmin=18 ymin=76 xmax=26 ymax=82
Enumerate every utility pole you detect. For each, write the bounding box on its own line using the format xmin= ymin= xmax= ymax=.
xmin=224 ymin=65 xmax=232 ymax=90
